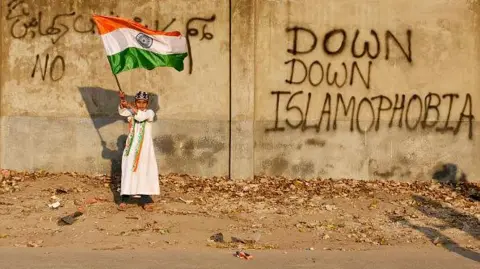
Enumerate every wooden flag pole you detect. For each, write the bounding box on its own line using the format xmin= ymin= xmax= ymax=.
xmin=113 ymin=73 xmax=124 ymax=94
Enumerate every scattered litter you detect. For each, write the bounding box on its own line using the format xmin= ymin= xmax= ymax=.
xmin=85 ymin=198 xmax=98 ymax=205
xmin=48 ymin=201 xmax=61 ymax=209
xmin=58 ymin=211 xmax=83 ymax=226
xmin=85 ymin=197 xmax=108 ymax=205
xmin=234 ymin=251 xmax=253 ymax=260
xmin=55 ymin=188 xmax=68 ymax=194
xmin=210 ymin=232 xmax=224 ymax=243
xmin=27 ymin=240 xmax=43 ymax=248
xmin=433 ymin=237 xmax=442 ymax=245
xmin=232 ymin=237 xmax=256 ymax=244
xmin=231 ymin=236 xmax=245 ymax=244
xmin=324 ymin=204 xmax=337 ymax=211
xmin=178 ymin=197 xmax=193 ymax=204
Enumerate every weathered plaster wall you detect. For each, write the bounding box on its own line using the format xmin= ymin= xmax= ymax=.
xmin=254 ymin=0 xmax=480 ymax=181
xmin=1 ymin=0 xmax=231 ymax=176
xmin=1 ymin=0 xmax=479 ymax=181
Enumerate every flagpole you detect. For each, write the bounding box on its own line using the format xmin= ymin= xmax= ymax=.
xmin=113 ymin=73 xmax=124 ymax=93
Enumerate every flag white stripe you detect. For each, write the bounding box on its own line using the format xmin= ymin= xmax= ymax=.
xmin=100 ymin=28 xmax=188 ymax=56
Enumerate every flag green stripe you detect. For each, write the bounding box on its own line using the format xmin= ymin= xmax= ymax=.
xmin=107 ymin=47 xmax=188 ymax=74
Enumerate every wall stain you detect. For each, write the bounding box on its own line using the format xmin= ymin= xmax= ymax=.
xmin=292 ymin=160 xmax=315 ymax=178
xmin=305 ymin=138 xmax=326 ymax=147
xmin=373 ymin=166 xmax=400 ymax=179
xmin=262 ymin=155 xmax=289 ymax=175
xmin=153 ymin=135 xmax=225 ymax=172
xmin=155 ymin=135 xmax=175 ymax=155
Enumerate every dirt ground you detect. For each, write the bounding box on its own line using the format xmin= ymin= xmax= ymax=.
xmin=0 ymin=170 xmax=479 ymax=253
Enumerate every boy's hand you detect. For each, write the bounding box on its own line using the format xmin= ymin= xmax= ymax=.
xmin=120 ymin=100 xmax=128 ymax=108
xmin=118 ymin=91 xmax=126 ymax=100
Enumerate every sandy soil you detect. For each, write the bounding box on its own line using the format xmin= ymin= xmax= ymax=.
xmin=0 ymin=170 xmax=478 ymax=253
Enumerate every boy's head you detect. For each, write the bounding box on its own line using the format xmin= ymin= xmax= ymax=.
xmin=134 ymin=91 xmax=149 ymax=110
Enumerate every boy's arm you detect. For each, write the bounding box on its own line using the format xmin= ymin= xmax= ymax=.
xmin=133 ymin=109 xmax=155 ymax=122
xmin=118 ymin=93 xmax=133 ymax=116
xmin=118 ymin=103 xmax=133 ymax=117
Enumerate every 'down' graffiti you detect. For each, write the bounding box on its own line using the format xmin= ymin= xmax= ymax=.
xmin=264 ymin=25 xmax=475 ymax=139
xmin=5 ymin=0 xmax=217 ymax=82
xmin=285 ymin=27 xmax=412 ymax=90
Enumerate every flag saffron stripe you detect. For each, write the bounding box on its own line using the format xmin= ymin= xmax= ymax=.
xmin=92 ymin=14 xmax=182 ymax=36
xmin=107 ymin=47 xmax=188 ymax=74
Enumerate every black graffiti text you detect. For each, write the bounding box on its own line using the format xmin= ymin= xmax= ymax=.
xmin=265 ymin=91 xmax=474 ymax=139
xmin=186 ymin=15 xmax=216 ymax=74
xmin=286 ymin=27 xmax=412 ymax=62
xmin=31 ymin=53 xmax=65 ymax=82
xmin=285 ymin=59 xmax=372 ymax=89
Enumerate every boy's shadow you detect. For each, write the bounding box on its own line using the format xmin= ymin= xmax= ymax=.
xmin=101 ymin=135 xmax=127 ymax=204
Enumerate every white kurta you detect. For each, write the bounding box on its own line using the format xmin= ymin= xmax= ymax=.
xmin=118 ymin=106 xmax=160 ymax=196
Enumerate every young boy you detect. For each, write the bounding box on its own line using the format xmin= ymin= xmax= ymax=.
xmin=117 ymin=91 xmax=159 ymax=212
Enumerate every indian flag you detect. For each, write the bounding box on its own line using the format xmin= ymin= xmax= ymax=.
xmin=92 ymin=15 xmax=188 ymax=74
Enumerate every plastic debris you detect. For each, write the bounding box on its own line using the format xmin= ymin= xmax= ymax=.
xmin=234 ymin=251 xmax=253 ymax=260
xmin=48 ymin=201 xmax=61 ymax=209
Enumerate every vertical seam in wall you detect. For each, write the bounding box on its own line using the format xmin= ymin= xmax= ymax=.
xmin=0 ymin=2 xmax=3 ymax=168
xmin=252 ymin=0 xmax=256 ymax=179
xmin=228 ymin=0 xmax=233 ymax=179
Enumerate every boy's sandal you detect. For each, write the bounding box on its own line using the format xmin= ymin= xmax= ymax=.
xmin=117 ymin=202 xmax=127 ymax=211
xmin=142 ymin=203 xmax=154 ymax=212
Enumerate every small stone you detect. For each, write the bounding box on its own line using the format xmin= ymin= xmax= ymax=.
xmin=27 ymin=241 xmax=42 ymax=248
xmin=322 ymin=234 xmax=330 ymax=240
xmin=325 ymin=204 xmax=337 ymax=211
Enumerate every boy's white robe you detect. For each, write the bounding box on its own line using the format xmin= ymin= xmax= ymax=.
xmin=118 ymin=106 xmax=160 ymax=196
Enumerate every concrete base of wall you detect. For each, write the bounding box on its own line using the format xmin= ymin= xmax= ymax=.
xmin=1 ymin=117 xmax=478 ymax=181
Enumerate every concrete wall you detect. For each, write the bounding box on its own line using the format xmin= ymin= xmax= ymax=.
xmin=1 ymin=0 xmax=479 ymax=181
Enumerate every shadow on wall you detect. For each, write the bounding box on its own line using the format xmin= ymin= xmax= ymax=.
xmin=432 ymin=163 xmax=480 ymax=201
xmin=78 ymin=87 xmax=159 ymax=203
